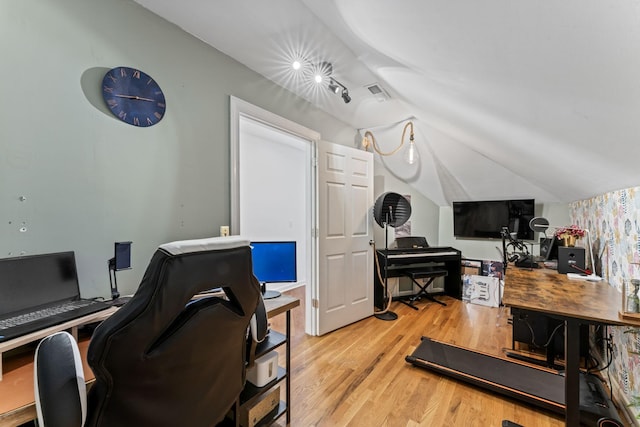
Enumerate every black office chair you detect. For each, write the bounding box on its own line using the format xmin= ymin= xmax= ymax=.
xmin=34 ymin=236 xmax=265 ymax=427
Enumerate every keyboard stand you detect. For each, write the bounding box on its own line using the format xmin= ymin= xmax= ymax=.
xmin=398 ymin=268 xmax=448 ymax=310
xmin=0 ymin=307 xmax=117 ymax=381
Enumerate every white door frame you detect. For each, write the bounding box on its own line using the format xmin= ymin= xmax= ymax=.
xmin=230 ymin=96 xmax=320 ymax=333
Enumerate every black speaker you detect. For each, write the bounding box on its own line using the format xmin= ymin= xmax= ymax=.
xmin=557 ymin=246 xmax=585 ymax=274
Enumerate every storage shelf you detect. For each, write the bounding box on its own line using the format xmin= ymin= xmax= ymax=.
xmin=222 ymin=296 xmax=298 ymax=427
xmin=253 ymin=401 xmax=286 ymax=427
xmin=240 ymin=366 xmax=286 ymax=405
xmin=255 ymin=331 xmax=285 ymax=358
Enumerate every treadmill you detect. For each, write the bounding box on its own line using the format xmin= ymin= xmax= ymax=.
xmin=406 ymin=336 xmax=622 ymax=426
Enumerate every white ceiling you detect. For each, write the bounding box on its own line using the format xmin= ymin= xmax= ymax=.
xmin=133 ymin=0 xmax=640 ymax=206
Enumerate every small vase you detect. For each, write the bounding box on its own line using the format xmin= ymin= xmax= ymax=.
xmin=563 ymin=235 xmax=576 ymax=247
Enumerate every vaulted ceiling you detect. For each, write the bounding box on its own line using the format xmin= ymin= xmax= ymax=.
xmin=133 ymin=0 xmax=640 ymax=206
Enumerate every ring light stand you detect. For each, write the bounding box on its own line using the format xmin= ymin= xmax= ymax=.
xmin=373 ymin=192 xmax=412 ymax=321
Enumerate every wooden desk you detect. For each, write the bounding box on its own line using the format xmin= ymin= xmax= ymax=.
xmin=0 ymin=329 xmax=98 ymax=426
xmin=0 ymin=296 xmax=299 ymax=427
xmin=0 ymin=307 xmax=118 ymax=380
xmin=503 ymin=268 xmax=640 ymax=426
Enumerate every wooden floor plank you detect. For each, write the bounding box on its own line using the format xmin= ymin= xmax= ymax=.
xmin=271 ymin=287 xmax=565 ymax=427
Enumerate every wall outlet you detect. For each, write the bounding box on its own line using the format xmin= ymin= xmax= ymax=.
xmin=220 ymin=225 xmax=230 ymax=237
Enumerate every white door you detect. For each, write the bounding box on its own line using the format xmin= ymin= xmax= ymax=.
xmin=313 ymin=141 xmax=374 ymax=335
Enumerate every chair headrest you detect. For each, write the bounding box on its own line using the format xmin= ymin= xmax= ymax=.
xmin=159 ymin=236 xmax=249 ymax=255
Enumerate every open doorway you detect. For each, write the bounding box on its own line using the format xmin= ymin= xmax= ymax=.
xmin=230 ymin=96 xmax=318 ymax=334
xmin=230 ymin=97 xmax=374 ymax=336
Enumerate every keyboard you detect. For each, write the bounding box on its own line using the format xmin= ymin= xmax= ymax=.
xmin=0 ymin=299 xmax=100 ymax=330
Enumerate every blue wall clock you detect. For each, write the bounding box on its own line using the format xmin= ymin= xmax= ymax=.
xmin=102 ymin=67 xmax=166 ymax=127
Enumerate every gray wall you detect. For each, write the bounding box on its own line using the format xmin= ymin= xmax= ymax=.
xmin=0 ymin=1 xmax=355 ymax=297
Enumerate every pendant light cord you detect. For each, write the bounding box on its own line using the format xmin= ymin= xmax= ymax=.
xmin=363 ymin=121 xmax=414 ymax=157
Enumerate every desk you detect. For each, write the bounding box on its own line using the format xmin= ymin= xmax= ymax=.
xmin=503 ymin=268 xmax=640 ymax=426
xmin=0 ymin=296 xmax=299 ymax=427
xmin=0 ymin=307 xmax=118 ymax=381
xmin=0 ymin=314 xmax=112 ymax=427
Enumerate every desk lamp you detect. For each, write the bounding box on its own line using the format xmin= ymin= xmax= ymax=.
xmin=529 ymin=217 xmax=602 ymax=281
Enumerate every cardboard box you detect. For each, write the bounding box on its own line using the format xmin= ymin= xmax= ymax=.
xmin=240 ymin=385 xmax=280 ymax=427
xmin=461 ymin=259 xmax=482 ymax=276
xmin=464 ymin=274 xmax=500 ymax=307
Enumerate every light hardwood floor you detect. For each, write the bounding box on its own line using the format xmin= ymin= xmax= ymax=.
xmin=269 ymin=287 xmax=566 ymax=427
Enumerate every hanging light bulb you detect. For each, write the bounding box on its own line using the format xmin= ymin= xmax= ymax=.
xmin=402 ymin=123 xmax=419 ymax=165
xmin=403 ymin=135 xmax=419 ymax=164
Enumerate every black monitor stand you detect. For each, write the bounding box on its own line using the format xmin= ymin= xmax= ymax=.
xmin=108 ymin=257 xmax=120 ymax=299
xmin=261 ymin=282 xmax=281 ymax=299
xmin=108 ymin=257 xmax=132 ymax=306
xmin=108 ymin=241 xmax=133 ymax=306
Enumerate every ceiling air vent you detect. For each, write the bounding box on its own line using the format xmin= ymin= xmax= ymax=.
xmin=365 ymin=83 xmax=390 ymax=102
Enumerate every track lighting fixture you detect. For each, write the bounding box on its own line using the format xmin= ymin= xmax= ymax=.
xmin=341 ymin=88 xmax=351 ymax=104
xmin=328 ymin=78 xmax=341 ymax=94
xmin=290 ymin=59 xmax=352 ymax=103
xmin=328 ymin=77 xmax=351 ymax=104
xmin=314 ymin=61 xmax=333 ymax=84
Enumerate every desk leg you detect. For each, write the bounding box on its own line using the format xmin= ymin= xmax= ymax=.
xmin=286 ymin=309 xmax=291 ymax=425
xmin=565 ymin=318 xmax=580 ymax=426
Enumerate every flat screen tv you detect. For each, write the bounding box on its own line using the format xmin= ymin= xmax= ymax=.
xmin=453 ymin=199 xmax=535 ymax=240
xmin=250 ymin=241 xmax=297 ymax=283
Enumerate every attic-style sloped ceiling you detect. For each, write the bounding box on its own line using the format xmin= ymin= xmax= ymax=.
xmin=134 ymin=0 xmax=640 ymax=206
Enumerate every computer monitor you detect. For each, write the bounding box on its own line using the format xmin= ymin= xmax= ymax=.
xmin=114 ymin=241 xmax=132 ymax=271
xmin=540 ymin=236 xmax=559 ymax=261
xmin=250 ymin=241 xmax=297 ymax=299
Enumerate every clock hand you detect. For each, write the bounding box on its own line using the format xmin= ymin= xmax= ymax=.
xmin=114 ymin=94 xmax=155 ymax=102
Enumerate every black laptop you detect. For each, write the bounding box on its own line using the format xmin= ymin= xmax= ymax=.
xmin=0 ymin=251 xmax=110 ymax=342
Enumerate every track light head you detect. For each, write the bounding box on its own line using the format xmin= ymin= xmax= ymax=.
xmin=315 ymin=61 xmax=333 ymax=84
xmin=328 ymin=78 xmax=341 ymax=94
xmin=341 ymin=88 xmax=351 ymax=104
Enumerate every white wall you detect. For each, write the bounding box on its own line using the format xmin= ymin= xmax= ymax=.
xmin=438 ymin=202 xmax=570 ymax=260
